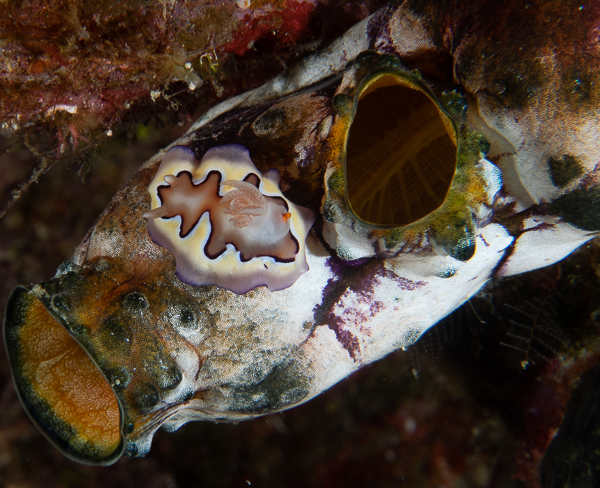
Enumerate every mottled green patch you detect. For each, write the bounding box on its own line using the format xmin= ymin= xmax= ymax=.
xmin=350 ymin=52 xmax=405 ymax=83
xmin=133 ymin=382 xmax=159 ymax=410
xmin=124 ymin=443 xmax=138 ymax=458
xmin=436 ymin=268 xmax=457 ymax=278
xmin=353 ymin=51 xmax=382 ymax=70
xmin=252 ymin=107 xmax=287 ymax=136
xmin=123 ymin=292 xmax=149 ymax=311
xmin=551 ymin=187 xmax=600 ymax=231
xmin=322 ymin=200 xmax=337 ymax=223
xmin=336 ymin=245 xmax=359 ymax=261
xmin=123 ymin=421 xmax=134 ymax=435
xmin=147 ymin=353 xmax=182 ymax=391
xmin=99 ymin=317 xmax=132 ymax=355
xmin=57 ymin=269 xmax=84 ymax=289
xmin=169 ymin=298 xmax=212 ymax=331
xmin=63 ymin=319 xmax=87 ymax=337
xmin=384 ymin=228 xmax=404 ymax=250
xmin=106 ymin=366 xmax=132 ymax=391
xmin=439 ymin=90 xmax=468 ymax=119
xmin=458 ymin=129 xmax=490 ymax=165
xmin=431 ymin=217 xmax=476 ymax=262
xmin=231 ymin=357 xmax=309 ymax=414
xmin=327 ymin=169 xmax=345 ymax=197
xmin=179 ymin=309 xmax=195 ymax=326
xmin=332 ymin=94 xmax=353 ymax=115
xmin=174 ymin=307 xmax=198 ymax=329
xmin=39 ymin=278 xmax=87 ymax=336
xmin=180 ymin=389 xmax=194 ymax=402
xmin=51 ymin=295 xmax=70 ymax=314
xmin=375 ymin=53 xmax=405 ymax=72
xmin=548 ymin=154 xmax=584 ymax=188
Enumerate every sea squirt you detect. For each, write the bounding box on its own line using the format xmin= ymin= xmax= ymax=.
xmin=144 ymin=145 xmax=315 ymax=294
xmin=3 ymin=0 xmax=600 ymax=467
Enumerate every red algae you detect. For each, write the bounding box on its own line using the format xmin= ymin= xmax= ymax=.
xmin=0 ymin=0 xmax=381 ymax=216
xmin=0 ymin=0 xmax=377 ymax=153
xmin=221 ymin=0 xmax=317 ymax=56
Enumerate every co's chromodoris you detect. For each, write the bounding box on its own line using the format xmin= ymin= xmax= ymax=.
xmin=145 ymin=145 xmax=315 ymax=294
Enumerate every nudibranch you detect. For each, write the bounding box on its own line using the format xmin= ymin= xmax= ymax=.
xmin=144 ymin=145 xmax=315 ymax=294
xmin=4 ymin=0 xmax=600 ymax=467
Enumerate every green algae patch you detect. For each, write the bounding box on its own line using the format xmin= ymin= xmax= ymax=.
xmin=548 ymin=155 xmax=584 ymax=188
xmin=551 ymin=187 xmax=600 ymax=231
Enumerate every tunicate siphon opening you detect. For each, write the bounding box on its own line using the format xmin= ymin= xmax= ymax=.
xmin=3 ymin=287 xmax=123 ymax=465
xmin=346 ymin=74 xmax=457 ymax=226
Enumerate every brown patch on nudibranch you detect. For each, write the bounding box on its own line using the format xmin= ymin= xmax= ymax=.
xmin=154 ymin=171 xmax=221 ymax=237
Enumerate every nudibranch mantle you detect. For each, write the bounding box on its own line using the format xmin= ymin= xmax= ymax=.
xmin=145 ymin=145 xmax=315 ymax=294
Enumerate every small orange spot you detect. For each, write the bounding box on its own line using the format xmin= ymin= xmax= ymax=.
xmin=283 ymin=212 xmax=292 ymax=221
xmin=29 ymin=59 xmax=47 ymax=75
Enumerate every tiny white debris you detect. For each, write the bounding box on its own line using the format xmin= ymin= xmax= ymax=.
xmin=150 ymin=90 xmax=161 ymax=102
xmin=188 ymin=81 xmax=196 ymax=91
xmin=236 ymin=0 xmax=251 ymax=8
xmin=107 ymin=129 xmax=113 ymax=136
xmin=45 ymin=104 xmax=78 ymax=117
xmin=185 ymin=62 xmax=192 ymax=69
xmin=404 ymin=417 xmax=417 ymax=434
